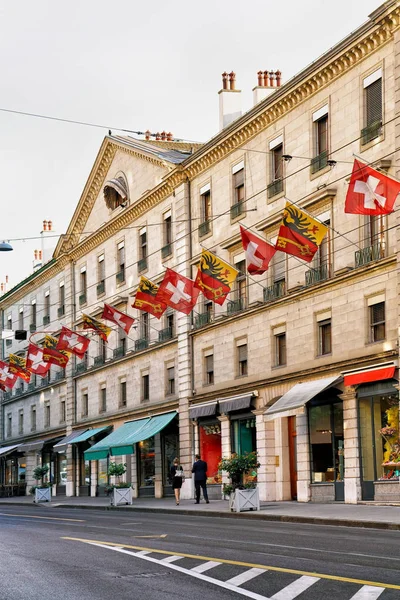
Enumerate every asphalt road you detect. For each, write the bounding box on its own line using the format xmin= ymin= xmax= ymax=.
xmin=0 ymin=505 xmax=400 ymax=600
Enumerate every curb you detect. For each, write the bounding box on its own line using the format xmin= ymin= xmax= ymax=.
xmin=1 ymin=501 xmax=400 ymax=530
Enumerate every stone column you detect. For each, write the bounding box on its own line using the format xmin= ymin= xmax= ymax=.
xmin=218 ymin=415 xmax=231 ymax=493
xmin=90 ymin=461 xmax=97 ymax=497
xmin=339 ymin=386 xmax=361 ymax=504
xmin=296 ymin=413 xmax=311 ymax=503
xmin=274 ymin=416 xmax=291 ymax=501
xmin=130 ymin=452 xmax=138 ymax=499
xmin=154 ymin=433 xmax=163 ymax=498
xmin=255 ymin=410 xmax=276 ymax=502
xmin=66 ymin=445 xmax=74 ymax=497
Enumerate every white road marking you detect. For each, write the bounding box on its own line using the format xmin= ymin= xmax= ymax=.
xmin=161 ymin=555 xmax=183 ymax=563
xmin=348 ymin=586 xmax=385 ymax=600
xmin=226 ymin=568 xmax=265 ymax=586
xmin=91 ymin=543 xmax=272 ymax=600
xmin=135 ymin=550 xmax=150 ymax=557
xmin=271 ymin=575 xmax=319 ymax=599
xmin=191 ymin=560 xmax=221 ymax=573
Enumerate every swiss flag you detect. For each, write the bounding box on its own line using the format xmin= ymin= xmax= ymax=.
xmin=345 ymin=159 xmax=400 ymax=215
xmin=26 ymin=344 xmax=51 ymax=377
xmin=240 ymin=226 xmax=276 ymax=275
xmin=156 ymin=269 xmax=200 ymax=315
xmin=56 ymin=326 xmax=90 ymax=358
xmin=101 ymin=303 xmax=135 ymax=334
xmin=0 ymin=361 xmax=18 ymax=389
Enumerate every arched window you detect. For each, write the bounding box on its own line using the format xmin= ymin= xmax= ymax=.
xmin=103 ymin=174 xmax=129 ymax=210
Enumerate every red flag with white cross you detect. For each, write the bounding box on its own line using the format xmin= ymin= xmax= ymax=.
xmin=0 ymin=361 xmax=18 ymax=389
xmin=56 ymin=326 xmax=90 ymax=358
xmin=156 ymin=269 xmax=200 ymax=315
xmin=26 ymin=344 xmax=51 ymax=377
xmin=101 ymin=303 xmax=135 ymax=335
xmin=345 ymin=159 xmax=400 ymax=215
xmin=240 ymin=226 xmax=276 ymax=275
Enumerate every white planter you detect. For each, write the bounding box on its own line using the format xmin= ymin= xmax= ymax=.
xmin=34 ymin=487 xmax=51 ymax=503
xmin=110 ymin=487 xmax=133 ymax=506
xmin=229 ymin=488 xmax=260 ymax=513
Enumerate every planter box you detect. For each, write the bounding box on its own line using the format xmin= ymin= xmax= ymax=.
xmin=110 ymin=487 xmax=133 ymax=506
xmin=229 ymin=488 xmax=260 ymax=513
xmin=374 ymin=480 xmax=400 ymax=502
xmin=34 ymin=487 xmax=51 ymax=503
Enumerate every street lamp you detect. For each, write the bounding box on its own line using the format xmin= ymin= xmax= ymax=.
xmin=0 ymin=241 xmax=13 ymax=251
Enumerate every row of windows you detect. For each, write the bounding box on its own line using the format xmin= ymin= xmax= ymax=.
xmin=202 ymin=301 xmax=386 ymax=380
xmin=6 ymin=400 xmax=64 ymax=438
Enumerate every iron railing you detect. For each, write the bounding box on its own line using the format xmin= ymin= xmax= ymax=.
xmin=161 ymin=243 xmax=172 ymax=259
xmin=79 ymin=293 xmax=87 ymax=306
xmin=96 ymin=281 xmax=105 ymax=296
xmin=305 ymin=263 xmax=329 ymax=286
xmin=193 ymin=312 xmax=211 ymax=329
xmin=263 ymin=281 xmax=286 ymax=302
xmin=43 ymin=315 xmax=50 ymax=325
xmin=138 ymin=257 xmax=148 ymax=272
xmin=113 ymin=346 xmax=125 ymax=359
xmin=198 ymin=220 xmax=211 ymax=237
xmin=361 ymin=120 xmax=382 ymax=145
xmin=135 ymin=338 xmax=149 ymax=351
xmin=355 ymin=243 xmax=384 ymax=267
xmin=116 ymin=269 xmax=125 ymax=284
xmin=267 ymin=179 xmax=283 ymax=199
xmin=310 ymin=151 xmax=328 ymax=174
xmin=227 ymin=298 xmax=244 ymax=315
xmin=158 ymin=327 xmax=173 ymax=342
xmin=230 ymin=201 xmax=244 ymax=220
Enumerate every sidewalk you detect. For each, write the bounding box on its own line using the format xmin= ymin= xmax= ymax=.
xmin=2 ymin=494 xmax=400 ymax=530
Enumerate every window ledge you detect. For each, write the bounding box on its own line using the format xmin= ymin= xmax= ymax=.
xmin=360 ymin=133 xmax=384 ymax=153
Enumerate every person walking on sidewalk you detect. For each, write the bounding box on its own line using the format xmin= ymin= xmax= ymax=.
xmin=170 ymin=457 xmax=184 ymax=505
xmin=192 ymin=454 xmax=209 ymax=504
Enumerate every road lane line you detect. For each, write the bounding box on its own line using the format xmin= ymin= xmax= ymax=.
xmin=226 ymin=568 xmax=265 ymax=586
xmin=0 ymin=513 xmax=85 ymax=522
xmin=61 ymin=537 xmax=400 ymax=591
xmin=348 ymin=586 xmax=385 ymax=599
xmin=161 ymin=555 xmax=183 ymax=563
xmin=135 ymin=551 xmax=150 ymax=556
xmin=191 ymin=561 xmax=222 ymax=573
xmin=95 ymin=544 xmax=272 ymax=600
xmin=271 ymin=575 xmax=320 ymax=599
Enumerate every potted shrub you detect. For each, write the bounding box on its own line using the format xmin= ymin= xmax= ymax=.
xmin=219 ymin=452 xmax=260 ymax=512
xmin=107 ymin=462 xmax=133 ymax=506
xmin=30 ymin=465 xmax=51 ymax=503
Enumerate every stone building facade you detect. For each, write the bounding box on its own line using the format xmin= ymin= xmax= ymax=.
xmin=1 ymin=0 xmax=400 ymax=503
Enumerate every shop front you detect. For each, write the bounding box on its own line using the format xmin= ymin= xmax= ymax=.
xmin=0 ymin=445 xmax=25 ymax=496
xmin=19 ymin=435 xmax=64 ymax=495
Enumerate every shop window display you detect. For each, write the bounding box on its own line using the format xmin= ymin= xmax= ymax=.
xmin=308 ymin=402 xmax=344 ymax=483
xmin=378 ymin=399 xmax=399 ymax=481
xmin=139 ymin=437 xmax=155 ymax=487
xmin=231 ymin=418 xmax=257 ymax=485
xmin=199 ymin=422 xmax=222 ymax=484
xmin=98 ymin=458 xmax=108 ymax=487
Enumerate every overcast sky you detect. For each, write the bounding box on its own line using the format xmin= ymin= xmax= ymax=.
xmin=0 ymin=0 xmax=380 ymax=288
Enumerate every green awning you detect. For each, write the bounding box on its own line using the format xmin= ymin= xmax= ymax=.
xmin=84 ymin=411 xmax=177 ymax=461
xmin=71 ymin=426 xmax=111 ymax=445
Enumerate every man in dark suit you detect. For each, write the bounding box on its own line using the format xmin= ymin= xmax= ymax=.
xmin=192 ymin=454 xmax=209 ymax=504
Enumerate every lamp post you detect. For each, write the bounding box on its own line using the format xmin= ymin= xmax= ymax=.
xmin=0 ymin=242 xmax=13 ymax=252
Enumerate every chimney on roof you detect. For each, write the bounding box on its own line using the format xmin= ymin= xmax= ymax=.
xmin=219 ymin=71 xmax=242 ymax=131
xmin=33 ymin=248 xmax=42 ymax=272
xmin=145 ymin=130 xmax=151 ymax=141
xmin=167 ymin=132 xmax=173 ymax=141
xmin=253 ymin=69 xmax=282 ymax=105
xmin=40 ymin=219 xmax=56 ymax=265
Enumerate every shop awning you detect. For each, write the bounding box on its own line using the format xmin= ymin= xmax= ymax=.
xmin=18 ymin=436 xmax=63 ymax=453
xmin=70 ymin=426 xmax=111 ymax=445
xmin=0 ymin=444 xmax=20 ymax=457
xmin=219 ymin=393 xmax=254 ymax=414
xmin=343 ymin=363 xmax=396 ymax=387
xmin=265 ymin=376 xmax=342 ymax=419
xmin=84 ymin=412 xmax=177 ymax=461
xmin=53 ymin=429 xmax=89 ymax=453
xmin=189 ymin=401 xmax=217 ymax=419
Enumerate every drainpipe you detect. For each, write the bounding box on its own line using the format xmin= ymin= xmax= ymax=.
xmin=187 ymin=178 xmax=195 ymax=400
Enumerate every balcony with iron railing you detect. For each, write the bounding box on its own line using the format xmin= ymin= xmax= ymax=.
xmin=4 ymin=392 xmax=12 ymax=401
xmin=79 ymin=293 xmax=87 ymax=306
xmin=96 ymin=281 xmax=105 ymax=296
xmin=94 ymin=355 xmax=105 ymax=367
xmin=193 ymin=312 xmax=212 ymax=329
xmin=361 ymin=120 xmax=382 ymax=145
xmin=355 ymin=242 xmax=384 ymax=267
xmin=135 ymin=338 xmax=149 ymax=351
xmin=230 ymin=201 xmax=245 ymax=220
xmin=54 ymin=371 xmax=65 ymax=381
xmin=43 ymin=314 xmax=50 ymax=325
xmin=227 ymin=298 xmax=244 ymax=316
xmin=27 ymin=382 xmax=35 ymax=392
xmin=305 ymin=263 xmax=329 ymax=287
xmin=138 ymin=257 xmax=148 ymax=273
xmin=113 ymin=346 xmax=125 ymax=359
xmin=161 ymin=243 xmax=172 ymax=259
xmin=158 ymin=327 xmax=173 ymax=342
xmin=116 ymin=269 xmax=125 ymax=284
xmin=198 ymin=220 xmax=211 ymax=237
xmin=74 ymin=362 xmax=87 ymax=375
xmin=267 ymin=178 xmax=283 ymax=199
xmin=310 ymin=151 xmax=328 ymax=174
xmin=263 ymin=280 xmax=286 ymax=302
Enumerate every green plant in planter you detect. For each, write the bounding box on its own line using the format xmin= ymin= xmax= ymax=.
xmin=219 ymin=452 xmax=260 ymax=491
xmin=29 ymin=465 xmax=50 ymax=495
xmin=106 ymin=462 xmax=131 ymax=495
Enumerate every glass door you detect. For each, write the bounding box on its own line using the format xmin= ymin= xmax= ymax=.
xmin=138 ymin=437 xmax=155 ymax=496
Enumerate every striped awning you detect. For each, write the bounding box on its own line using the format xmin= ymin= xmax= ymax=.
xmin=0 ymin=444 xmax=20 ymax=457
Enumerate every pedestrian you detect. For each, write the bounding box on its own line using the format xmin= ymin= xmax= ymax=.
xmin=170 ymin=457 xmax=184 ymax=505
xmin=192 ymin=454 xmax=209 ymax=504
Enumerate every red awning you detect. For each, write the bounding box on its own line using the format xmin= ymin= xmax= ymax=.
xmin=344 ymin=366 xmax=396 ymax=387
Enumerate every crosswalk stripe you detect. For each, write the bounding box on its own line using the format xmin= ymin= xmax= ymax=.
xmin=348 ymin=586 xmax=385 ymax=599
xmin=191 ymin=561 xmax=222 ymax=573
xmin=135 ymin=551 xmax=150 ymax=557
xmin=226 ymin=568 xmax=266 ymax=587
xmin=271 ymin=575 xmax=320 ymax=599
xmin=161 ymin=555 xmax=183 ymax=563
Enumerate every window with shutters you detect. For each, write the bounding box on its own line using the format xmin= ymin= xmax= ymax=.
xmin=31 ymin=405 xmax=36 ymax=432
xmin=80 ymin=270 xmax=87 ymax=294
xmin=166 ymin=365 xmax=175 ymax=396
xmin=99 ymin=386 xmax=107 ymax=413
xmin=162 ymin=210 xmax=173 ymax=258
xmin=362 ymin=71 xmax=383 ymax=145
xmin=81 ymin=393 xmax=88 ymax=417
xmin=117 ymin=241 xmax=125 ymax=283
xmin=97 ymin=255 xmax=105 ymax=296
xmin=30 ymin=301 xmax=37 ymax=330
xmin=119 ymin=381 xmax=127 ymax=407
xmin=141 ymin=373 xmax=150 ymax=401
xmin=138 ymin=227 xmax=147 ymax=272
xmin=140 ymin=312 xmax=149 ymax=340
xmin=311 ymin=109 xmax=329 ymax=174
xmin=231 ymin=163 xmax=245 ymax=219
xmin=44 ymin=403 xmax=51 ymax=428
xmin=363 ymin=214 xmax=385 ymax=256
xmin=18 ymin=308 xmax=24 ymax=330
xmin=273 ymin=250 xmax=286 ymax=284
xmin=199 ymin=185 xmax=212 ymax=237
xmin=18 ymin=410 xmax=24 ymax=435
xmin=370 ymin=301 xmax=385 ymax=342
xmin=204 ymin=352 xmax=214 ymax=385
xmin=273 ymin=330 xmax=286 ymax=367
xmin=237 ymin=343 xmax=248 ymax=377
xmin=7 ymin=414 xmax=12 ymax=438
xmin=60 ymin=400 xmax=66 ymax=424
xmin=318 ymin=319 xmax=332 ymax=356
xmin=234 ymin=260 xmax=247 ymax=307
xmin=59 ymin=283 xmax=65 ymax=316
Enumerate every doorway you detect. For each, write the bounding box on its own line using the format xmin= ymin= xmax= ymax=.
xmin=288 ymin=416 xmax=297 ymax=500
